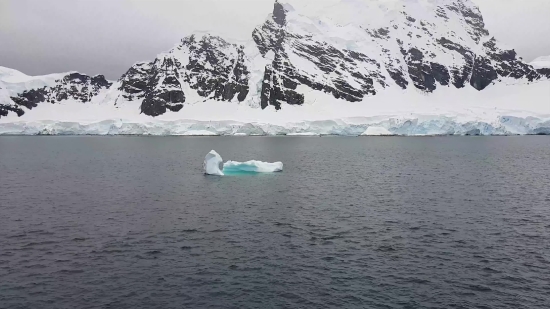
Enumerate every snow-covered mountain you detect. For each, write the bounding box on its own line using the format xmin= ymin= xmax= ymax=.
xmin=0 ymin=0 xmax=549 ymax=135
xmin=531 ymin=56 xmax=550 ymax=68
xmin=0 ymin=66 xmax=111 ymax=118
xmin=111 ymin=34 xmax=252 ymax=116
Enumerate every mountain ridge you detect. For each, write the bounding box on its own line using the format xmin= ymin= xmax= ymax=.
xmin=1 ymin=0 xmax=548 ymax=120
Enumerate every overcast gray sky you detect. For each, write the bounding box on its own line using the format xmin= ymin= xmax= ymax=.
xmin=1 ymin=0 xmax=549 ymax=80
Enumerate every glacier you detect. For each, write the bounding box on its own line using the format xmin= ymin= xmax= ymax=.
xmin=362 ymin=126 xmax=394 ymax=136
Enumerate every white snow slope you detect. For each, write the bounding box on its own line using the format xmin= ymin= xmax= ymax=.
xmin=1 ymin=79 xmax=549 ymax=136
xmin=0 ymin=66 xmax=67 ymax=96
xmin=531 ymin=56 xmax=550 ymax=69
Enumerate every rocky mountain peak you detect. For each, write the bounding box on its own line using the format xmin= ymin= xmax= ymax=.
xmin=1 ymin=0 xmax=548 ymax=119
xmin=272 ymin=1 xmax=288 ymax=27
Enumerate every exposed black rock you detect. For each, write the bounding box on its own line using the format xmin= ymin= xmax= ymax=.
xmin=260 ymin=64 xmax=304 ymax=110
xmin=470 ymin=56 xmax=497 ymax=90
xmin=139 ymin=57 xmax=186 ymax=115
xmin=536 ymin=68 xmax=550 ymax=78
xmin=118 ymin=34 xmax=250 ymax=116
xmin=118 ymin=62 xmax=153 ymax=100
xmin=446 ymin=0 xmax=488 ymax=43
xmin=0 ymin=103 xmax=25 ymax=118
xmin=11 ymin=88 xmax=49 ymax=109
xmin=482 ymin=38 xmax=541 ymax=83
xmin=404 ymin=48 xmax=436 ymax=92
xmin=9 ymin=73 xmax=112 ymax=111
xmin=272 ymin=1 xmax=287 ymax=27
xmin=184 ymin=35 xmax=250 ymax=102
xmin=436 ymin=37 xmax=475 ymax=88
xmin=253 ymin=2 xmax=388 ymax=110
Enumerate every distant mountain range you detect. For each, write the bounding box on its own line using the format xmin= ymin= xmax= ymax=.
xmin=1 ymin=0 xmax=549 ymax=120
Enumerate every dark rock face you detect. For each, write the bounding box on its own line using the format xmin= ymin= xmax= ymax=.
xmin=118 ymin=34 xmax=250 ymax=116
xmin=6 ymin=73 xmax=112 ymax=117
xmin=11 ymin=88 xmax=49 ymax=109
xmin=184 ymin=35 xmax=250 ymax=102
xmin=0 ymin=104 xmax=24 ymax=117
xmin=0 ymin=85 xmax=25 ymax=118
xmin=446 ymin=0 xmax=489 ymax=43
xmin=482 ymin=38 xmax=539 ymax=81
xmin=253 ymin=2 xmax=388 ymax=110
xmin=537 ymin=68 xmax=550 ymax=78
xmin=272 ymin=1 xmax=287 ymax=27
xmin=436 ymin=37 xmax=475 ymax=88
xmin=467 ymin=38 xmax=543 ymax=90
xmin=139 ymin=57 xmax=186 ymax=116
xmin=119 ymin=62 xmax=154 ymax=101
xmin=403 ymin=47 xmax=453 ymax=92
xmin=470 ymin=56 xmax=497 ymax=90
xmin=250 ymin=0 xmax=547 ymax=110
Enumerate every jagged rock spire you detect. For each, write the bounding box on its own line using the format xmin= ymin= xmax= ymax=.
xmin=272 ymin=1 xmax=287 ymax=26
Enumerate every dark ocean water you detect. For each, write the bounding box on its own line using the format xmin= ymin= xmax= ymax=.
xmin=0 ymin=136 xmax=549 ymax=309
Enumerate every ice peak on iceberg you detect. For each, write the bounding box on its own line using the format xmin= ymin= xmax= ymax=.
xmin=204 ymin=150 xmax=224 ymax=176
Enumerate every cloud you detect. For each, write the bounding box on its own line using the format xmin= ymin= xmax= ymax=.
xmin=0 ymin=0 xmax=548 ymax=79
xmin=475 ymin=0 xmax=550 ymax=61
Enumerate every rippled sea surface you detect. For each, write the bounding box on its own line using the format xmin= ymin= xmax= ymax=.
xmin=1 ymin=136 xmax=549 ymax=309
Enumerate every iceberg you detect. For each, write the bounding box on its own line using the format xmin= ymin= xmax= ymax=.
xmin=203 ymin=150 xmax=283 ymax=176
xmin=204 ymin=150 xmax=224 ymax=176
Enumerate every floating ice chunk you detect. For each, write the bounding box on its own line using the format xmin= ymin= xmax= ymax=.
xmin=223 ymin=160 xmax=283 ymax=174
xmin=204 ymin=150 xmax=224 ymax=176
xmin=204 ymin=150 xmax=283 ymax=176
xmin=362 ymin=126 xmax=393 ymax=136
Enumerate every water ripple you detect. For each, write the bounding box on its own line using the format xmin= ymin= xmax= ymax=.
xmin=0 ymin=136 xmax=549 ymax=308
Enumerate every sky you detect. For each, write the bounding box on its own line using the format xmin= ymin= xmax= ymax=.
xmin=1 ymin=0 xmax=549 ymax=80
